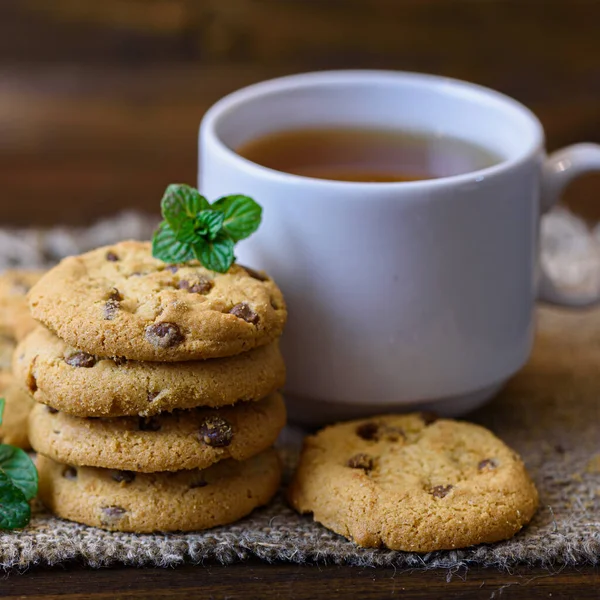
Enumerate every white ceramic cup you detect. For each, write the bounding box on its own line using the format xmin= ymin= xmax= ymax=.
xmin=199 ymin=70 xmax=600 ymax=424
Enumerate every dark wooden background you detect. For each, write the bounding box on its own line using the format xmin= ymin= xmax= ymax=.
xmin=0 ymin=0 xmax=599 ymax=226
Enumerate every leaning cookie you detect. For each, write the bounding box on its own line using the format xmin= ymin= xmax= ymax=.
xmin=288 ymin=413 xmax=538 ymax=552
xmin=0 ymin=269 xmax=44 ymax=342
xmin=37 ymin=449 xmax=281 ymax=532
xmin=0 ymin=373 xmax=34 ymax=449
xmin=29 ymin=393 xmax=286 ymax=472
xmin=28 ymin=241 xmax=286 ymax=361
xmin=0 ymin=334 xmax=15 ymax=372
xmin=15 ymin=327 xmax=285 ymax=417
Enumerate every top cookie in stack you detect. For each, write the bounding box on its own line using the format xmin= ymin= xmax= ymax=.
xmin=28 ymin=240 xmax=286 ymax=361
xmin=16 ymin=240 xmax=288 ymax=533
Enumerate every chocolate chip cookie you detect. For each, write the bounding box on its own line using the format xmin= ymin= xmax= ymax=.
xmin=29 ymin=392 xmax=286 ymax=471
xmin=0 ymin=334 xmax=15 ymax=372
xmin=0 ymin=269 xmax=43 ymax=342
xmin=28 ymin=241 xmax=286 ymax=361
xmin=37 ymin=448 xmax=281 ymax=532
xmin=0 ymin=373 xmax=34 ymax=449
xmin=288 ymin=413 xmax=539 ymax=552
xmin=15 ymin=327 xmax=285 ymax=416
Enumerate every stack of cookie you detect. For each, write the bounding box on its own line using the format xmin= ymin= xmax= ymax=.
xmin=0 ymin=269 xmax=43 ymax=448
xmin=15 ymin=241 xmax=288 ymax=533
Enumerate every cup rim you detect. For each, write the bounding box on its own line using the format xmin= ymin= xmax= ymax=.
xmin=201 ymin=69 xmax=545 ymax=190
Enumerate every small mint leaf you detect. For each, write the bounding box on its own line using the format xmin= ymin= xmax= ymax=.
xmin=192 ymin=233 xmax=235 ymax=273
xmin=152 ymin=222 xmax=194 ymax=263
xmin=0 ymin=444 xmax=38 ymax=501
xmin=195 ymin=210 xmax=225 ymax=241
xmin=0 ymin=471 xmax=30 ymax=530
xmin=0 ymin=398 xmax=4 ymax=426
xmin=173 ymin=219 xmax=198 ymax=244
xmin=161 ymin=184 xmax=209 ymax=230
xmin=212 ymin=195 xmax=262 ymax=242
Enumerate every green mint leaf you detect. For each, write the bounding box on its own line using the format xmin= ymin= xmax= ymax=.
xmin=192 ymin=233 xmax=235 ymax=273
xmin=212 ymin=195 xmax=262 ymax=242
xmin=195 ymin=210 xmax=225 ymax=241
xmin=161 ymin=184 xmax=209 ymax=230
xmin=152 ymin=222 xmax=195 ymax=263
xmin=0 ymin=444 xmax=38 ymax=501
xmin=0 ymin=471 xmax=30 ymax=530
xmin=0 ymin=398 xmax=4 ymax=425
xmin=172 ymin=219 xmax=198 ymax=244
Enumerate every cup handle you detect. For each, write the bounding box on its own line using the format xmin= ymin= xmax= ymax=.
xmin=538 ymin=143 xmax=600 ymax=306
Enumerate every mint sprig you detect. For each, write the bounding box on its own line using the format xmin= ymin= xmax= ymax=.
xmin=0 ymin=400 xmax=38 ymax=530
xmin=152 ymin=184 xmax=262 ymax=272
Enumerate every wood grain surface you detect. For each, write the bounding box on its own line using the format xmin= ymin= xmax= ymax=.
xmin=0 ymin=562 xmax=598 ymax=600
xmin=0 ymin=0 xmax=598 ymax=225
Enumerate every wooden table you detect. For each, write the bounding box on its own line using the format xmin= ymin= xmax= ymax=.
xmin=0 ymin=562 xmax=597 ymax=599
xmin=0 ymin=1 xmax=598 ymax=596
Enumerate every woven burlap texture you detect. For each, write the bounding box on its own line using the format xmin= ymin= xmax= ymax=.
xmin=0 ymin=305 xmax=598 ymax=570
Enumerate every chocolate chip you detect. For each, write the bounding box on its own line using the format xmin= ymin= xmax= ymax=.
xmin=383 ymin=426 xmax=405 ymax=442
xmin=355 ymin=422 xmax=404 ymax=442
xmin=112 ymin=356 xmax=127 ymax=366
xmin=46 ymin=406 xmax=59 ymax=414
xmin=166 ymin=265 xmax=179 ymax=273
xmin=240 ymin=265 xmax=268 ymax=281
xmin=555 ymin=444 xmax=566 ymax=454
xmin=190 ymin=280 xmax=213 ymax=294
xmin=178 ymin=278 xmax=213 ymax=294
xmin=145 ymin=322 xmax=184 ymax=348
xmin=62 ymin=466 xmax=77 ymax=480
xmin=190 ymin=479 xmax=208 ymax=489
xmin=147 ymin=391 xmax=160 ymax=403
xmin=111 ymin=470 xmax=136 ymax=484
xmin=356 ymin=422 xmax=379 ymax=441
xmin=26 ymin=371 xmax=37 ymax=393
xmin=420 ymin=411 xmax=439 ymax=426
xmin=430 ymin=484 xmax=453 ymax=498
xmin=108 ymin=288 xmax=123 ymax=301
xmin=100 ymin=505 xmax=126 ymax=524
xmin=346 ymin=453 xmax=374 ymax=471
xmin=65 ymin=352 xmax=97 ymax=368
xmin=106 ymin=251 xmax=119 ymax=262
xmin=103 ymin=288 xmax=123 ymax=320
xmin=139 ymin=416 xmax=161 ymax=432
xmin=478 ymin=458 xmax=498 ymax=471
xmin=198 ymin=416 xmax=233 ymax=447
xmin=104 ymin=300 xmax=119 ymax=320
xmin=229 ymin=303 xmax=259 ymax=325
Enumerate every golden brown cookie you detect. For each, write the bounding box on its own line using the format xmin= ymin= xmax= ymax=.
xmin=0 ymin=373 xmax=34 ymax=449
xmin=28 ymin=241 xmax=286 ymax=361
xmin=0 ymin=269 xmax=43 ymax=341
xmin=37 ymin=449 xmax=281 ymax=532
xmin=15 ymin=327 xmax=285 ymax=416
xmin=288 ymin=413 xmax=538 ymax=552
xmin=0 ymin=334 xmax=15 ymax=372
xmin=29 ymin=393 xmax=286 ymax=472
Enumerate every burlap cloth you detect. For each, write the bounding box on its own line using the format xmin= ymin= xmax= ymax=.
xmin=0 ymin=216 xmax=599 ymax=570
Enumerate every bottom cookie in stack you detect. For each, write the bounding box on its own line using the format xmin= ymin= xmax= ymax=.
xmin=37 ymin=450 xmax=281 ymax=532
xmin=30 ymin=393 xmax=286 ymax=532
